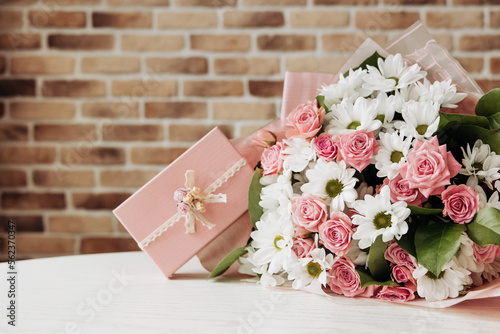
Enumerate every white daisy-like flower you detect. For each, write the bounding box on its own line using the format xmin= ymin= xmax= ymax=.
xmin=413 ymin=259 xmax=472 ymax=302
xmin=374 ymin=92 xmax=397 ymax=126
xmin=374 ymin=131 xmax=413 ymax=179
xmin=471 ymin=258 xmax=500 ymax=287
xmin=288 ymin=246 xmax=335 ymax=290
xmin=239 ymin=247 xmax=289 ymax=287
xmin=282 ymin=137 xmax=316 ymax=173
xmin=259 ymin=168 xmax=293 ymax=217
xmin=362 ymin=53 xmax=426 ymax=93
xmin=300 ymin=159 xmax=358 ymax=211
xmin=251 ymin=211 xmax=296 ymax=274
xmin=346 ymin=239 xmax=369 ymax=267
xmin=325 ymin=96 xmax=382 ymax=136
xmin=454 ymin=233 xmax=484 ymax=274
xmin=414 ymin=78 xmax=467 ymax=109
xmin=352 ymin=186 xmax=410 ymax=249
xmin=394 ymin=100 xmax=440 ymax=140
xmin=466 ymin=177 xmax=500 ymax=210
xmin=319 ymin=68 xmax=373 ymax=109
xmin=460 ymin=140 xmax=500 ymax=190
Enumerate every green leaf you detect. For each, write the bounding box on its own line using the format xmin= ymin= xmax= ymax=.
xmin=208 ymin=246 xmax=248 ymax=278
xmin=466 ymin=207 xmax=500 ymax=246
xmin=396 ymin=216 xmax=418 ymax=258
xmin=367 ymin=235 xmax=391 ymax=282
xmin=316 ymin=95 xmax=330 ymax=113
xmin=437 ymin=112 xmax=490 ymax=132
xmin=408 ymin=205 xmax=442 ymax=215
xmin=348 ymin=51 xmax=385 ymax=75
xmin=487 ymin=112 xmax=500 ymax=130
xmin=356 ymin=266 xmax=400 ymax=288
xmin=414 ymin=220 xmax=466 ymax=277
xmin=460 ymin=124 xmax=500 ymax=154
xmin=475 ymin=87 xmax=500 ymax=118
xmin=248 ymin=168 xmax=264 ymax=229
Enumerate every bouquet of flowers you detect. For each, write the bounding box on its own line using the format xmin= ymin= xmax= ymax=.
xmin=233 ymin=52 xmax=500 ymax=303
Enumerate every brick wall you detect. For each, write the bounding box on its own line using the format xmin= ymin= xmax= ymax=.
xmin=1 ymin=0 xmax=499 ymax=260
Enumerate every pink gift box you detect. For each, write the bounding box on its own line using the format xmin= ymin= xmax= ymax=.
xmin=113 ymin=127 xmax=254 ymax=277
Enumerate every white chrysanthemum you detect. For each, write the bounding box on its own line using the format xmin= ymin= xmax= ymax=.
xmin=239 ymin=247 xmax=288 ymax=287
xmin=466 ymin=177 xmax=500 ymax=210
xmin=319 ymin=68 xmax=373 ymax=109
xmin=460 ymin=140 xmax=500 ymax=190
xmin=471 ymin=258 xmax=500 ymax=287
xmin=346 ymin=239 xmax=369 ymax=267
xmin=251 ymin=211 xmax=296 ymax=274
xmin=282 ymin=137 xmax=316 ymax=173
xmin=414 ymin=78 xmax=467 ymax=109
xmin=374 ymin=92 xmax=397 ymax=126
xmin=413 ymin=259 xmax=472 ymax=302
xmin=300 ymin=159 xmax=358 ymax=211
xmin=325 ymin=96 xmax=382 ymax=136
xmin=454 ymin=233 xmax=484 ymax=274
xmin=288 ymin=247 xmax=335 ymax=290
xmin=395 ymin=100 xmax=440 ymax=140
xmin=374 ymin=131 xmax=413 ymax=179
xmin=394 ymin=83 xmax=421 ymax=107
xmin=352 ymin=186 xmax=410 ymax=249
xmin=259 ymin=168 xmax=293 ymax=217
xmin=362 ymin=53 xmax=426 ymax=92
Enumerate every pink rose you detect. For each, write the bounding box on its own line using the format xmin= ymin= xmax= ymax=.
xmin=384 ymin=175 xmax=426 ymax=206
xmin=252 ymin=129 xmax=277 ymax=148
xmin=261 ymin=142 xmax=285 ymax=176
xmin=294 ymin=226 xmax=311 ymax=238
xmin=442 ymin=184 xmax=480 ymax=224
xmin=384 ymin=243 xmax=417 ymax=270
xmin=292 ymin=238 xmax=315 ymax=258
xmin=318 ymin=212 xmax=353 ymax=256
xmin=177 ymin=202 xmax=191 ymax=216
xmin=473 ymin=243 xmax=498 ymax=264
xmin=392 ymin=265 xmax=417 ymax=290
xmin=312 ymin=134 xmax=337 ymax=161
xmin=173 ymin=188 xmax=188 ymax=202
xmin=291 ymin=194 xmax=328 ymax=232
xmin=328 ymin=257 xmax=377 ymax=298
xmin=398 ymin=136 xmax=461 ymax=198
xmin=336 ymin=130 xmax=379 ymax=172
xmin=375 ymin=286 xmax=415 ymax=302
xmin=286 ymin=101 xmax=325 ymax=139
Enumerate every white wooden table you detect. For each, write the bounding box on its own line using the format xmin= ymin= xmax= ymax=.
xmin=0 ymin=252 xmax=499 ymax=334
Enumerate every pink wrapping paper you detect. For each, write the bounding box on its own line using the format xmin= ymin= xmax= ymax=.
xmin=114 ymin=127 xmax=254 ymax=278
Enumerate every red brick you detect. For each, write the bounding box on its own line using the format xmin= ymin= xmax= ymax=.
xmin=0 ymin=216 xmax=43 ymax=232
xmin=80 ymin=237 xmax=139 ymax=254
xmin=100 ymin=170 xmax=160 ymax=187
xmin=34 ymin=170 xmax=95 ymax=187
xmin=146 ymin=57 xmax=207 ymax=74
xmin=355 ymin=12 xmax=420 ymax=30
xmin=174 ymin=0 xmax=236 ymax=5
xmin=456 ymin=57 xmax=484 ymax=74
xmin=0 ymin=170 xmax=27 ymax=187
xmin=2 ymin=192 xmax=66 ymax=210
xmin=191 ymin=35 xmax=250 ymax=52
xmin=41 ymin=0 xmax=101 ymax=4
xmin=145 ymin=102 xmax=207 ymax=118
xmin=10 ymin=102 xmax=75 ymax=120
xmin=61 ymin=147 xmax=125 ymax=165
xmin=82 ymin=102 xmax=140 ymax=118
xmin=433 ymin=34 xmax=453 ymax=51
xmin=459 ymin=35 xmax=500 ymax=51
xmin=0 ymin=0 xmax=37 ymax=4
xmin=0 ymin=102 xmax=3 ymax=118
xmin=476 ymin=79 xmax=500 ymax=93
xmin=48 ymin=215 xmax=113 ymax=233
xmin=184 ymin=80 xmax=243 ymax=97
xmin=322 ymin=34 xmax=387 ymax=52
xmin=257 ymin=34 xmax=316 ymax=51
xmin=213 ymin=102 xmax=276 ymax=120
xmin=286 ymin=56 xmax=347 ymax=73
xmin=42 ymin=80 xmax=106 ymax=97
xmin=16 ymin=234 xmax=76 ymax=255
xmin=249 ymin=80 xmax=284 ymax=97
xmin=243 ymin=0 xmax=305 ymax=4
xmin=314 ymin=0 xmax=376 ymax=4
xmin=108 ymin=0 xmax=169 ymax=5
xmin=169 ymin=124 xmax=233 ymax=142
xmin=49 ymin=34 xmax=114 ymax=50
xmin=0 ymin=146 xmax=55 ymax=164
xmin=290 ymin=11 xmax=349 ymax=28
xmin=0 ymin=80 xmax=36 ymax=97
xmin=81 ymin=57 xmax=140 ymax=74
xmin=0 ymin=33 xmax=41 ymax=50
xmin=0 ymin=10 xmax=23 ymax=29
xmin=131 ymin=147 xmax=187 ymax=164
xmin=223 ymin=11 xmax=284 ymax=28
xmin=426 ymin=11 xmax=483 ymax=29
xmin=453 ymin=0 xmax=500 ymax=4
xmin=0 ymin=57 xmax=4 ymax=74
xmin=383 ymin=0 xmax=444 ymax=4
xmin=0 ymin=124 xmax=28 ymax=141
xmin=111 ymin=80 xmax=177 ymax=97
xmin=491 ymin=58 xmax=500 ymax=74
xmin=214 ymin=58 xmax=280 ymax=75
xmin=103 ymin=125 xmax=163 ymax=141
xmin=121 ymin=34 xmax=184 ymax=51
xmin=93 ymin=12 xmax=152 ymax=28
xmin=29 ymin=11 xmax=86 ymax=28
xmin=158 ymin=12 xmax=217 ymax=29
xmin=73 ymin=192 xmax=131 ymax=210
xmin=491 ymin=11 xmax=500 ymax=28
xmin=11 ymin=56 xmax=75 ymax=75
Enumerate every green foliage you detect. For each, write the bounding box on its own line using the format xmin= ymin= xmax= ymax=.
xmin=356 ymin=266 xmax=400 ymax=289
xmin=209 ymin=246 xmax=248 ymax=278
xmin=348 ymin=51 xmax=385 ymax=74
xmin=248 ymin=168 xmax=264 ymax=229
xmin=408 ymin=205 xmax=442 ymax=215
xmin=367 ymin=235 xmax=391 ymax=282
xmin=475 ymin=87 xmax=500 ymax=118
xmin=466 ymin=208 xmax=500 ymax=246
